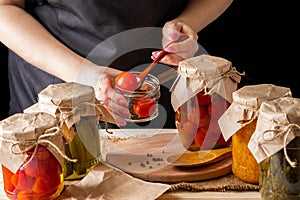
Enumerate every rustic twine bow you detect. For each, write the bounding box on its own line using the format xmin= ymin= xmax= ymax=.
xmin=260 ymin=123 xmax=300 ymax=168
xmin=203 ymin=66 xmax=245 ymax=95
xmin=55 ymin=100 xmax=112 ymax=134
xmin=10 ymin=127 xmax=78 ymax=170
xmin=177 ymin=65 xmax=244 ymax=96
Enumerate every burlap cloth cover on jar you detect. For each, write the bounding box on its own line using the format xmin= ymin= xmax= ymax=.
xmin=24 ymin=82 xmax=114 ymax=179
xmin=0 ymin=112 xmax=65 ymax=174
xmin=218 ymin=84 xmax=292 ymax=184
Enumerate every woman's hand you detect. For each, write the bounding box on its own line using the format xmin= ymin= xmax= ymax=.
xmin=152 ymin=19 xmax=199 ymax=66
xmin=94 ymin=72 xmax=131 ymax=126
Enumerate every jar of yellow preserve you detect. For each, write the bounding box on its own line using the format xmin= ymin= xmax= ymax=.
xmin=0 ymin=112 xmax=65 ymax=200
xmin=248 ymin=97 xmax=300 ymax=200
xmin=219 ymin=84 xmax=291 ymax=184
xmin=171 ymin=55 xmax=243 ymax=151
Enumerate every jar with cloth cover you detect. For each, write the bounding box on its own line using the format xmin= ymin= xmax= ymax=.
xmin=0 ymin=112 xmax=66 ymax=200
xmin=218 ymin=84 xmax=292 ymax=184
xmin=170 ymin=54 xmax=243 ymax=151
xmin=248 ymin=97 xmax=300 ymax=200
xmin=24 ymin=82 xmax=114 ymax=180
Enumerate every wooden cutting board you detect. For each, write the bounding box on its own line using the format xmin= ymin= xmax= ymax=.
xmin=105 ymin=132 xmax=232 ymax=183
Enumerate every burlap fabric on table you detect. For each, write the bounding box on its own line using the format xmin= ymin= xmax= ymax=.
xmin=167 ymin=173 xmax=259 ymax=192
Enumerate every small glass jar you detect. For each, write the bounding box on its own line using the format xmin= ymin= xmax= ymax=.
xmin=114 ymin=71 xmax=160 ymax=123
xmin=175 ymin=91 xmax=231 ymax=151
xmin=0 ymin=112 xmax=64 ymax=200
xmin=259 ymin=137 xmax=300 ymax=200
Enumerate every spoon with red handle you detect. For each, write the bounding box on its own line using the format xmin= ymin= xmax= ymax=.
xmin=135 ymin=49 xmax=168 ymax=89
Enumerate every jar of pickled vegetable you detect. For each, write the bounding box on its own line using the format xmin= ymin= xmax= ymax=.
xmin=171 ymin=55 xmax=243 ymax=151
xmin=219 ymin=84 xmax=292 ymax=184
xmin=260 ymin=137 xmax=300 ymax=200
xmin=248 ymin=97 xmax=300 ymax=199
xmin=24 ymin=82 xmax=103 ymax=180
xmin=0 ymin=112 xmax=65 ymax=200
xmin=114 ymin=71 xmax=160 ymax=123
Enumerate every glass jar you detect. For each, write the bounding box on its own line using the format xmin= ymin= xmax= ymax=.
xmin=114 ymin=71 xmax=160 ymax=123
xmin=231 ymin=119 xmax=259 ymax=184
xmin=0 ymin=112 xmax=64 ymax=200
xmin=219 ymin=84 xmax=292 ymax=184
xmin=24 ymin=82 xmax=102 ymax=180
xmin=175 ymin=91 xmax=231 ymax=151
xmin=259 ymin=137 xmax=300 ymax=200
xmin=2 ymin=145 xmax=64 ymax=200
xmin=171 ymin=55 xmax=243 ymax=151
xmin=63 ymin=115 xmax=101 ymax=180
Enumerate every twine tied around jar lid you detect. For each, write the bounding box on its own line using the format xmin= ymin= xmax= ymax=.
xmin=259 ymin=123 xmax=300 ymax=168
xmin=177 ymin=64 xmax=244 ymax=95
xmin=248 ymin=96 xmax=300 ymax=168
xmin=170 ymin=55 xmax=244 ymax=112
xmin=9 ymin=126 xmax=78 ymax=170
xmin=56 ymin=100 xmax=113 ymax=134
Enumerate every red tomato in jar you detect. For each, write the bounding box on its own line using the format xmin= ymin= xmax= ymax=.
xmin=2 ymin=165 xmax=15 ymax=192
xmin=133 ymin=98 xmax=156 ymax=117
xmin=197 ymin=91 xmax=211 ymax=106
xmin=114 ymin=71 xmax=138 ymax=91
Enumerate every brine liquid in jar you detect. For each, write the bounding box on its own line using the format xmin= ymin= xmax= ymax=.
xmin=259 ymin=137 xmax=300 ymax=200
xmin=2 ymin=145 xmax=64 ymax=200
xmin=175 ymin=91 xmax=231 ymax=151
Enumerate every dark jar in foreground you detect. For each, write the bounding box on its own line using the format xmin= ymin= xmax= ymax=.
xmin=260 ymin=137 xmax=300 ymax=200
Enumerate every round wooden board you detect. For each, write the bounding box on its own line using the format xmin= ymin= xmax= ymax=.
xmin=105 ymin=132 xmax=232 ymax=183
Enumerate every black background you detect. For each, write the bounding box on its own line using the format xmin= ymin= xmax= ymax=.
xmin=0 ymin=0 xmax=298 ymax=120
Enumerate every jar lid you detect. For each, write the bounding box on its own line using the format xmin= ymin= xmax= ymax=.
xmin=218 ymin=84 xmax=292 ymax=141
xmin=170 ymin=55 xmax=242 ymax=111
xmin=38 ymin=82 xmax=95 ymax=107
xmin=25 ymin=82 xmax=98 ymax=129
xmin=232 ymin=84 xmax=292 ymax=110
xmin=248 ymin=96 xmax=300 ymax=166
xmin=0 ymin=112 xmax=57 ymax=140
xmin=0 ymin=112 xmax=65 ymax=173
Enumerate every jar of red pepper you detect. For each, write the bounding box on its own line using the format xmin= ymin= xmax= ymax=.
xmin=171 ymin=55 xmax=243 ymax=151
xmin=0 ymin=112 xmax=65 ymax=200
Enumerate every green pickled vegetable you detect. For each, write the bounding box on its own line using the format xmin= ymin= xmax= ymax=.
xmin=64 ymin=116 xmax=101 ymax=179
xmin=259 ymin=137 xmax=300 ymax=200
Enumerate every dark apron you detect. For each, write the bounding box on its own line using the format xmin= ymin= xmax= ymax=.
xmin=8 ymin=0 xmax=189 ymax=128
